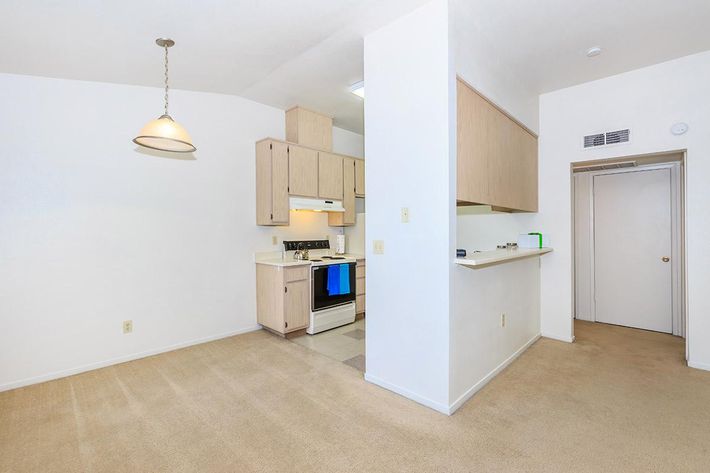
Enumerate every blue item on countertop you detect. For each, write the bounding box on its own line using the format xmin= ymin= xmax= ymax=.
xmin=456 ymin=249 xmax=467 ymax=258
xmin=338 ymin=264 xmax=350 ymax=294
xmin=327 ymin=265 xmax=340 ymax=295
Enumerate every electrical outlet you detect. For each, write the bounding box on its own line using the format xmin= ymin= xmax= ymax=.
xmin=401 ymin=207 xmax=409 ymax=223
xmin=123 ymin=320 xmax=133 ymax=334
xmin=272 ymin=235 xmax=278 ymax=245
xmin=373 ymin=240 xmax=385 ymax=254
xmin=501 ymin=314 xmax=506 ymax=328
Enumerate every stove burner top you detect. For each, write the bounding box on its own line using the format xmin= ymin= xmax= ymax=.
xmin=322 ymin=256 xmax=345 ymax=260
xmin=309 ymin=259 xmax=323 ymax=262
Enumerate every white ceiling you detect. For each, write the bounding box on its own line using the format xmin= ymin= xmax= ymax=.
xmin=0 ymin=0 xmax=429 ymax=132
xmin=2 ymin=0 xmax=710 ymax=134
xmin=453 ymin=0 xmax=710 ymax=99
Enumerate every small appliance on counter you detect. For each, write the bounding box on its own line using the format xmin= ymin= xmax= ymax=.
xmin=456 ymin=249 xmax=467 ymax=258
xmin=518 ymin=233 xmax=550 ymax=249
xmin=335 ymin=234 xmax=346 ymax=255
xmin=496 ymin=243 xmax=517 ymax=250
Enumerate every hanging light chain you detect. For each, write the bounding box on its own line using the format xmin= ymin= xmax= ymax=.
xmin=163 ymin=43 xmax=169 ymax=116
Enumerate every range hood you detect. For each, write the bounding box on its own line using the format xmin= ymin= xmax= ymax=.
xmin=289 ymin=197 xmax=345 ymax=212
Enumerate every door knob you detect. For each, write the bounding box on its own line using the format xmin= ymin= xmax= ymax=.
xmin=662 ymin=256 xmax=670 ymax=262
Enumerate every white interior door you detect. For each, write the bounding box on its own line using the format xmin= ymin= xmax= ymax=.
xmin=593 ymin=169 xmax=672 ymax=333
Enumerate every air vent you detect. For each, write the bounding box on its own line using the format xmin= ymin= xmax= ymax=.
xmin=583 ymin=128 xmax=631 ymax=149
xmin=584 ymin=133 xmax=605 ymax=148
xmin=606 ymin=129 xmax=630 ymax=145
xmin=573 ymin=160 xmax=637 ymax=173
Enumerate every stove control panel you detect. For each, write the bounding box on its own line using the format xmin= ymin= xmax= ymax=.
xmin=283 ymin=239 xmax=330 ymax=251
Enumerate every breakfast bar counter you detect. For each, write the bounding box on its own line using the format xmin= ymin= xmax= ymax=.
xmin=455 ymin=248 xmax=552 ymax=268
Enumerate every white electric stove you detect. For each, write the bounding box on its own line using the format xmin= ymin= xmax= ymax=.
xmin=283 ymin=240 xmax=357 ymax=334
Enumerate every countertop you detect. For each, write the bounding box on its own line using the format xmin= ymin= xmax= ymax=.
xmin=255 ymin=253 xmax=365 ymax=267
xmin=255 ymin=258 xmax=312 ymax=267
xmin=455 ymin=248 xmax=552 ymax=268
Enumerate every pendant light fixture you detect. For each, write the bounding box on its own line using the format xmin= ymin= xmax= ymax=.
xmin=133 ymin=38 xmax=196 ymax=153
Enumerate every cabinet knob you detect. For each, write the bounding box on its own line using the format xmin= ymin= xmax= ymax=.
xmin=662 ymin=256 xmax=670 ymax=262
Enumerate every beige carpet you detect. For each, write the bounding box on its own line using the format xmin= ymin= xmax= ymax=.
xmin=2 ymin=321 xmax=709 ymax=473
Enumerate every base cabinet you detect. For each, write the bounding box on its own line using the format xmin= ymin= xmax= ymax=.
xmin=355 ymin=258 xmax=365 ymax=315
xmin=256 ymin=264 xmax=310 ymax=335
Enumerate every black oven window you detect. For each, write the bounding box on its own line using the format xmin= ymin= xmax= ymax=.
xmin=312 ymin=263 xmax=356 ymax=311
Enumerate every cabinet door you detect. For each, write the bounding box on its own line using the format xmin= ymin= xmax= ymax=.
xmin=271 ymin=142 xmax=290 ymax=223
xmin=341 ymin=158 xmax=356 ymax=224
xmin=289 ymin=146 xmax=318 ymax=197
xmin=356 ymin=294 xmax=365 ymax=314
xmin=286 ymin=107 xmax=333 ymax=151
xmin=328 ymin=158 xmax=355 ymax=226
xmin=486 ymin=106 xmax=514 ymax=210
xmin=318 ymin=152 xmax=344 ymax=200
xmin=355 ymin=159 xmax=365 ymax=197
xmin=284 ymin=279 xmax=310 ymax=332
xmin=511 ymin=126 xmax=538 ymax=212
xmin=456 ymin=81 xmax=489 ymax=205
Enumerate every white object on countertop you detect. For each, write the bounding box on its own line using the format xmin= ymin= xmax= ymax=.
xmin=455 ymin=247 xmax=553 ymax=268
xmin=336 ymin=234 xmax=346 ymax=254
xmin=518 ymin=233 xmax=550 ymax=249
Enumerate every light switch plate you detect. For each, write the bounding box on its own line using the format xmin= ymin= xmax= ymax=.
xmin=373 ymin=240 xmax=385 ymax=254
xmin=401 ymin=207 xmax=409 ymax=223
xmin=272 ymin=235 xmax=278 ymax=245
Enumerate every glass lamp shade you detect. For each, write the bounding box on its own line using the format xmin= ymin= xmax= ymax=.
xmin=133 ymin=114 xmax=196 ymax=152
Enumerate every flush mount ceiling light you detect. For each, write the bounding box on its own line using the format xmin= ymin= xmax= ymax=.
xmin=586 ymin=46 xmax=602 ymax=58
xmin=350 ymin=80 xmax=364 ymax=99
xmin=133 ymin=38 xmax=196 ymax=153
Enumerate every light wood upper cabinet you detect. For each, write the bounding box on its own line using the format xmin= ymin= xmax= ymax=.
xmin=286 ymin=106 xmax=333 ymax=151
xmin=255 ymin=138 xmax=364 ymax=227
xmin=288 ymin=145 xmax=319 ymax=198
xmin=318 ymin=152 xmax=344 ymax=200
xmin=355 ymin=159 xmax=365 ymax=197
xmin=255 ymin=140 xmax=289 ymax=226
xmin=457 ymin=78 xmax=538 ymax=212
xmin=328 ymin=157 xmax=356 ymax=227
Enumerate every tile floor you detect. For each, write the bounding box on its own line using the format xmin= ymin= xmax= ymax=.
xmin=291 ymin=318 xmax=365 ymax=371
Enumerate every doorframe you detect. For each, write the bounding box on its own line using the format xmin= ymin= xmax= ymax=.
xmin=576 ymin=160 xmax=684 ymax=337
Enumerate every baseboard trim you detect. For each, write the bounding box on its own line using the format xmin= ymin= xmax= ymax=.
xmin=364 ymin=373 xmax=449 ymax=415
xmin=688 ymin=360 xmax=710 ymax=371
xmin=0 ymin=324 xmax=261 ymax=393
xmin=542 ymin=332 xmax=575 ymax=343
xmin=447 ymin=333 xmax=541 ymax=415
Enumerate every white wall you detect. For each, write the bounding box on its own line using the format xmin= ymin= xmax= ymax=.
xmin=451 ymin=258 xmax=540 ymax=409
xmin=363 ymin=0 xmax=455 ymax=413
xmin=448 ymin=0 xmax=544 ymax=413
xmin=456 ymin=208 xmax=538 ymax=252
xmin=0 ymin=73 xmax=363 ymax=390
xmin=451 ymin=0 xmax=539 ymax=134
xmin=332 ymin=126 xmax=364 ymax=158
xmin=537 ymin=51 xmax=710 ymax=363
